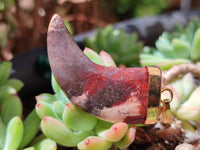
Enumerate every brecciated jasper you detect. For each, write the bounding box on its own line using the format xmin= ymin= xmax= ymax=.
xmin=47 ymin=14 xmax=162 ymax=124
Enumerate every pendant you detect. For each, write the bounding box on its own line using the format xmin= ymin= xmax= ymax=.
xmin=47 ymin=14 xmax=173 ymax=124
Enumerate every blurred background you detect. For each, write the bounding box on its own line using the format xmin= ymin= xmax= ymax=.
xmin=0 ymin=0 xmax=200 ymax=61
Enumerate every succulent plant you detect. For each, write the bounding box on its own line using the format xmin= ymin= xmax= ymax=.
xmin=0 ymin=61 xmax=56 ymax=150
xmin=139 ymin=18 xmax=200 ymax=145
xmin=35 ymin=48 xmax=136 ymax=150
xmin=84 ymin=25 xmax=143 ymax=67
xmin=140 ymin=19 xmax=200 ymax=70
xmin=165 ymin=72 xmax=200 ymax=138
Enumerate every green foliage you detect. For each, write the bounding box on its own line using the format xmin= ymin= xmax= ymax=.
xmin=102 ymin=0 xmax=169 ymax=18
xmin=168 ymin=73 xmax=200 ymax=137
xmin=64 ymin=21 xmax=74 ymax=36
xmin=35 ymin=49 xmax=136 ymax=150
xmin=0 ymin=61 xmax=54 ymax=150
xmin=140 ymin=19 xmax=200 ymax=70
xmin=19 ymin=110 xmax=41 ymax=149
xmin=3 ymin=117 xmax=24 ymax=150
xmin=0 ymin=0 xmax=15 ymax=11
xmin=85 ymin=25 xmax=143 ymax=67
xmin=132 ymin=0 xmax=169 ymax=17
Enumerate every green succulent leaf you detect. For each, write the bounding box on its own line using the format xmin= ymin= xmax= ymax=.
xmin=172 ymin=39 xmax=190 ymax=58
xmin=97 ymin=122 xmax=128 ymax=142
xmin=99 ymin=51 xmax=116 ymax=67
xmin=51 ymin=75 xmax=70 ymax=103
xmin=0 ymin=117 xmax=6 ymax=149
xmin=77 ymin=136 xmax=112 ymax=150
xmin=62 ymin=103 xmax=97 ymax=132
xmin=176 ymin=87 xmax=200 ymax=121
xmin=0 ymin=61 xmax=12 ymax=85
xmin=0 ymin=85 xmax=16 ymax=104
xmin=84 ymin=47 xmax=105 ymax=66
xmin=85 ymin=25 xmax=142 ymax=67
xmin=115 ymin=126 xmax=136 ymax=149
xmin=171 ymin=73 xmax=196 ymax=105
xmin=36 ymin=93 xmax=57 ymax=104
xmin=30 ymin=134 xmax=46 ymax=146
xmin=41 ymin=116 xmax=91 ymax=147
xmin=191 ymin=28 xmax=200 ymax=61
xmin=52 ymin=101 xmax=65 ymax=119
xmin=36 ymin=102 xmax=58 ymax=119
xmin=140 ymin=19 xmax=200 ymax=70
xmin=33 ymin=138 xmax=57 ymax=150
xmin=3 ymin=117 xmax=23 ymax=150
xmin=95 ymin=120 xmax=113 ymax=135
xmin=19 ymin=110 xmax=41 ymax=149
xmin=4 ymin=78 xmax=24 ymax=92
xmin=1 ymin=95 xmax=22 ymax=125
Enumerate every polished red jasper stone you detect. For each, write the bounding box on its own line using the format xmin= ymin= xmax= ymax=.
xmin=82 ymin=65 xmax=149 ymax=124
xmin=47 ymin=14 xmax=150 ymax=124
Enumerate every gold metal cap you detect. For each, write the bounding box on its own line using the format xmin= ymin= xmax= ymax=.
xmin=145 ymin=66 xmax=173 ymax=124
xmin=145 ymin=66 xmax=162 ymax=124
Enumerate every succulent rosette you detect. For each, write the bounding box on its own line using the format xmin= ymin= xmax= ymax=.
xmin=35 ymin=48 xmax=136 ymax=150
xmin=138 ymin=18 xmax=200 ymax=138
xmin=140 ymin=19 xmax=200 ymax=70
xmin=165 ymin=72 xmax=200 ymax=138
xmin=85 ymin=25 xmax=143 ymax=67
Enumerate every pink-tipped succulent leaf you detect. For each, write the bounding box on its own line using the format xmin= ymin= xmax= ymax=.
xmin=47 ymin=14 xmax=162 ymax=124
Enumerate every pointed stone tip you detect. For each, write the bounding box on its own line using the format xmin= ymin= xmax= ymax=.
xmin=48 ymin=14 xmax=66 ymax=33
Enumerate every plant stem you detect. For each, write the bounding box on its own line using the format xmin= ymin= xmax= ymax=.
xmin=163 ymin=63 xmax=200 ymax=85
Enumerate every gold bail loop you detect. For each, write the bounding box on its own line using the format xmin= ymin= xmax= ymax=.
xmin=161 ymin=88 xmax=173 ymax=124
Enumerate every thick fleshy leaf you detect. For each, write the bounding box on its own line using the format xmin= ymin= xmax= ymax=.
xmin=36 ymin=102 xmax=57 ymax=119
xmin=191 ymin=28 xmax=200 ymax=61
xmin=171 ymin=73 xmax=196 ymax=105
xmin=99 ymin=51 xmax=116 ymax=67
xmin=84 ymin=25 xmax=142 ymax=67
xmin=0 ymin=117 xmax=6 ymax=149
xmin=176 ymin=87 xmax=200 ymax=120
xmin=115 ymin=125 xmax=136 ymax=149
xmin=96 ymin=120 xmax=113 ymax=134
xmin=0 ymin=61 xmax=12 ymax=85
xmin=97 ymin=122 xmax=128 ymax=142
xmin=1 ymin=95 xmax=22 ymax=125
xmin=3 ymin=117 xmax=23 ymax=150
xmin=52 ymin=101 xmax=65 ymax=119
xmin=4 ymin=78 xmax=24 ymax=92
xmin=177 ymin=106 xmax=200 ymax=121
xmin=140 ymin=54 xmax=189 ymax=70
xmin=41 ymin=116 xmax=90 ymax=147
xmin=155 ymin=34 xmax=173 ymax=58
xmin=0 ymin=85 xmax=16 ymax=104
xmin=30 ymin=134 xmax=46 ymax=145
xmin=33 ymin=138 xmax=57 ymax=150
xmin=51 ymin=74 xmax=61 ymax=95
xmin=51 ymin=75 xmax=70 ymax=103
xmin=83 ymin=47 xmax=105 ymax=65
xmin=182 ymin=73 xmax=196 ymax=99
xmin=172 ymin=39 xmax=190 ymax=59
xmin=19 ymin=110 xmax=41 ymax=149
xmin=35 ymin=93 xmax=57 ymax=104
xmin=62 ymin=103 xmax=97 ymax=132
xmin=77 ymin=136 xmax=112 ymax=150
xmin=170 ymin=73 xmax=196 ymax=114
xmin=156 ymin=59 xmax=190 ymax=70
